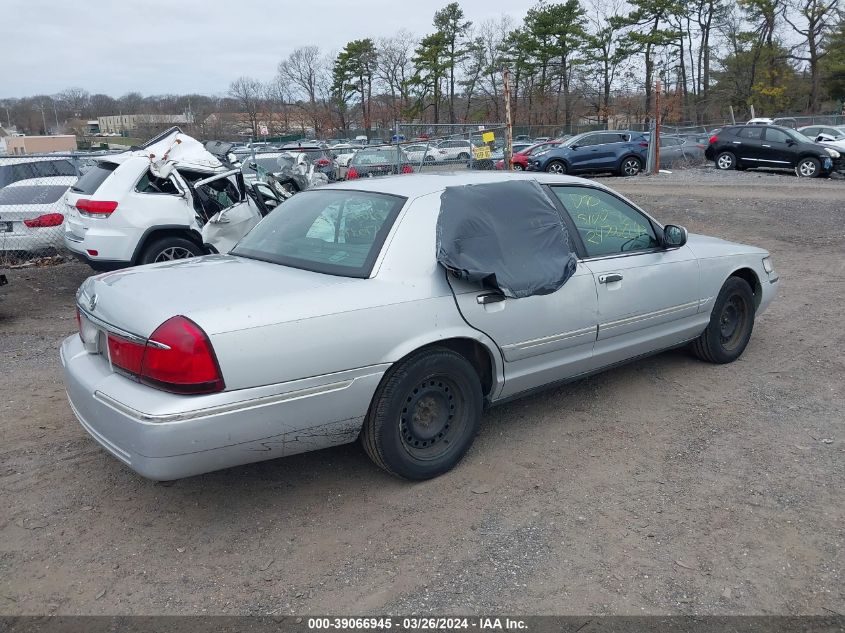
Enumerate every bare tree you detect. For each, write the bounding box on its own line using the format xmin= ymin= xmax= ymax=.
xmin=278 ymin=46 xmax=325 ymax=136
xmin=376 ymin=31 xmax=416 ymax=121
xmin=784 ymin=0 xmax=839 ymax=110
xmin=228 ymin=76 xmax=264 ymax=139
xmin=477 ymin=15 xmax=514 ymax=121
xmin=264 ymin=78 xmax=291 ymax=135
xmin=57 ymin=87 xmax=90 ymax=118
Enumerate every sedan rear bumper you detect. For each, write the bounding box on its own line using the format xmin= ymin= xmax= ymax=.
xmin=61 ymin=335 xmax=385 ymax=480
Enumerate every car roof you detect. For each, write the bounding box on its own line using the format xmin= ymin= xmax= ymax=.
xmin=320 ymin=171 xmax=598 ymax=198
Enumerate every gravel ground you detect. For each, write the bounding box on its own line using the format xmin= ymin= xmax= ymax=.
xmin=1 ymin=168 xmax=843 ymax=616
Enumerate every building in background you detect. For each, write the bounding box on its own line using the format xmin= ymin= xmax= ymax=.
xmin=97 ymin=113 xmax=194 ymax=134
xmin=4 ymin=135 xmax=77 ymax=154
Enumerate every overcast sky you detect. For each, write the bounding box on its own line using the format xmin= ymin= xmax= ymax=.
xmin=5 ymin=0 xmax=530 ymax=98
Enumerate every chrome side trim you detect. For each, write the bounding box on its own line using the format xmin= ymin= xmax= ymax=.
xmin=502 ymin=326 xmax=597 ymax=353
xmin=600 ymin=300 xmax=700 ymax=332
xmin=77 ymin=304 xmax=147 ymax=345
xmin=94 ymin=378 xmax=357 ymax=424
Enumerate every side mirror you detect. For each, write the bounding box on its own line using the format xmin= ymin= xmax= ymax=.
xmin=663 ymin=224 xmax=688 ymax=248
xmin=570 ymin=144 xmax=579 ymax=150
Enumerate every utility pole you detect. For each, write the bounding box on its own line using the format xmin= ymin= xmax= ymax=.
xmin=503 ymin=65 xmax=513 ymax=171
xmin=39 ymin=102 xmax=48 ymax=135
xmin=652 ymin=79 xmax=661 ymax=175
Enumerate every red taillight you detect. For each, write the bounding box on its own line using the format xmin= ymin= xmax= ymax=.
xmin=639 ymin=141 xmax=649 ymax=147
xmin=347 ymin=167 xmax=359 ymax=179
xmin=315 ymin=158 xmax=330 ymax=167
xmin=709 ymin=135 xmax=718 ymax=144
xmin=106 ymin=316 xmax=224 ymax=395
xmin=24 ymin=213 xmax=64 ymax=228
xmin=75 ymin=199 xmax=118 ymax=217
xmin=140 ymin=316 xmax=224 ymax=394
xmin=401 ymin=164 xmax=413 ymax=174
xmin=107 ymin=333 xmax=146 ymax=375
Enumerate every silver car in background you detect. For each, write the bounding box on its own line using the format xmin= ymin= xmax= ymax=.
xmin=61 ymin=172 xmax=778 ymax=481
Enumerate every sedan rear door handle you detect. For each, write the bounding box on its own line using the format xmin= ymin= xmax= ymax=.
xmin=477 ymin=292 xmax=506 ymax=305
xmin=598 ymin=273 xmax=623 ymax=284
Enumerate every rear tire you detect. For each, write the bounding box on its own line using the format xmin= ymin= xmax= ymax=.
xmin=361 ymin=348 xmax=483 ymax=480
xmin=512 ymin=163 xmax=524 ymax=171
xmin=139 ymin=237 xmax=203 ymax=264
xmin=457 ymin=152 xmax=470 ymax=161
xmin=715 ymin=151 xmax=736 ymax=170
xmin=619 ymin=156 xmax=643 ymax=176
xmin=691 ymin=277 xmax=755 ymax=364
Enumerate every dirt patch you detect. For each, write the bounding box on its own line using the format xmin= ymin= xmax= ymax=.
xmin=1 ymin=172 xmax=843 ymax=616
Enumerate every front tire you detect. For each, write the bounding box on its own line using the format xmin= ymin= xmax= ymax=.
xmin=715 ymin=151 xmax=736 ymax=170
xmin=691 ymin=277 xmax=755 ymax=364
xmin=512 ymin=163 xmax=524 ymax=171
xmin=361 ymin=348 xmax=483 ymax=480
xmin=796 ymin=157 xmax=821 ymax=178
xmin=545 ymin=160 xmax=567 ymax=174
xmin=139 ymin=237 xmax=203 ymax=264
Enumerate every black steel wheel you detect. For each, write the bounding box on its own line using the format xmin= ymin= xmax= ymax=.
xmin=361 ymin=348 xmax=482 ymax=479
xmin=691 ymin=277 xmax=756 ymax=363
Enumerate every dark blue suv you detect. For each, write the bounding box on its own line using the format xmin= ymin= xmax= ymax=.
xmin=526 ymin=130 xmax=649 ymax=176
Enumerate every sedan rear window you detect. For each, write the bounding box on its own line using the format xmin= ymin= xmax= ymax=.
xmin=71 ymin=162 xmax=118 ymax=195
xmin=232 ymin=189 xmax=406 ymax=278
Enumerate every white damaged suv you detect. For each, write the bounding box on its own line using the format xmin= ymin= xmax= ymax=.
xmin=63 ymin=128 xmax=281 ymax=270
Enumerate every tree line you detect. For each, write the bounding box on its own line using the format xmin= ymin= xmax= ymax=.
xmin=3 ymin=0 xmax=844 ymax=139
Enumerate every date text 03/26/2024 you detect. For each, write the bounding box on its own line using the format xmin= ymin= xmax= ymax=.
xmin=307 ymin=618 xmax=528 ymax=630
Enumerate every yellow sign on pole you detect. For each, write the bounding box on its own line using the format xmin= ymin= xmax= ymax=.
xmin=481 ymin=131 xmax=495 ymax=143
xmin=473 ymin=146 xmax=492 ymax=159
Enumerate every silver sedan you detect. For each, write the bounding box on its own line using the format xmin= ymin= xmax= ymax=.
xmin=61 ymin=172 xmax=779 ymax=481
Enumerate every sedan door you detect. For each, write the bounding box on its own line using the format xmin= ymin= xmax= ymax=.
xmin=549 ymin=185 xmax=701 ymax=368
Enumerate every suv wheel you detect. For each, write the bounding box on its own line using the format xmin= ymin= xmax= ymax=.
xmin=619 ymin=156 xmax=643 ymax=176
xmin=457 ymin=152 xmax=470 ymax=161
xmin=140 ymin=237 xmax=203 ymax=264
xmin=796 ymin=157 xmax=821 ymax=178
xmin=715 ymin=152 xmax=736 ymax=170
xmin=545 ymin=160 xmax=567 ymax=174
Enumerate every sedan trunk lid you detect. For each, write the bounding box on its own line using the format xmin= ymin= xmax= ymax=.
xmin=77 ymin=254 xmax=360 ymax=339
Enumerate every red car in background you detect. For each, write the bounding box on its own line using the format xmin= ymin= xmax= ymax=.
xmin=496 ymin=139 xmax=564 ymax=170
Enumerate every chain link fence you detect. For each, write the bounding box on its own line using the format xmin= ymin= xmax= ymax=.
xmin=391 ymin=123 xmax=508 ymax=175
xmin=0 ymin=151 xmax=123 ymax=266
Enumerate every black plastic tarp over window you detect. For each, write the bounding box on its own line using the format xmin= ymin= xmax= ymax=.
xmin=436 ymin=179 xmax=577 ymax=298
